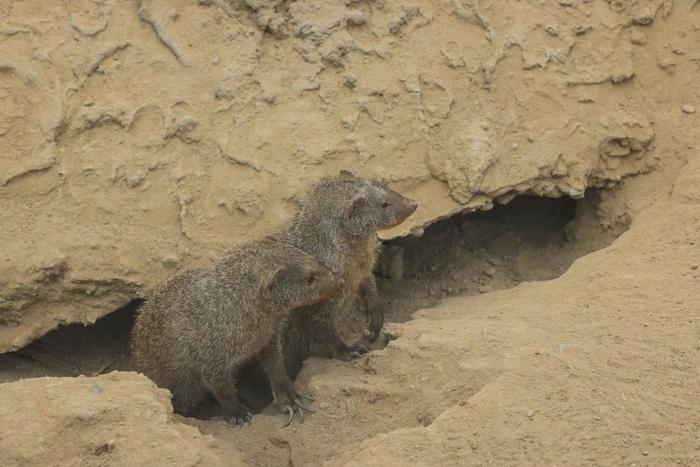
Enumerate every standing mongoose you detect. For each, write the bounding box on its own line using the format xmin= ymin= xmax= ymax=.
xmin=130 ymin=237 xmax=344 ymax=426
xmin=278 ymin=170 xmax=417 ymax=377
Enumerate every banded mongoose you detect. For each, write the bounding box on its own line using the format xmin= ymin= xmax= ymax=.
xmin=130 ymin=237 xmax=344 ymax=426
xmin=279 ymin=170 xmax=417 ymax=377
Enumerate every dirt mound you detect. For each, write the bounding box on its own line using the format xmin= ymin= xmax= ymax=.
xmin=0 ymin=372 xmax=244 ymax=466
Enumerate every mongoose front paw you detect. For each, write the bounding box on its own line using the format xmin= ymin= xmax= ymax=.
xmin=222 ymin=402 xmax=253 ymax=427
xmin=281 ymin=397 xmax=315 ymax=427
xmin=273 ymin=381 xmax=315 ymax=427
xmin=228 ymin=412 xmax=253 ymax=427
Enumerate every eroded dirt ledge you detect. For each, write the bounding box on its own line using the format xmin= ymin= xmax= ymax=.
xmin=2 ymin=0 xmax=687 ymax=351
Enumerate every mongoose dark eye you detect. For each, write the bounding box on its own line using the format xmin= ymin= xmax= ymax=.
xmin=381 ymin=201 xmax=390 ymax=209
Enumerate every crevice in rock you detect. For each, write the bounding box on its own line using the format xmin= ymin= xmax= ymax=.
xmin=370 ymin=189 xmax=629 ymax=328
xmin=0 ymin=189 xmax=629 ymax=418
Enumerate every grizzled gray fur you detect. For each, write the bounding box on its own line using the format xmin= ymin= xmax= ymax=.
xmin=131 ymin=237 xmax=343 ymax=426
xmin=278 ymin=170 xmax=417 ymax=377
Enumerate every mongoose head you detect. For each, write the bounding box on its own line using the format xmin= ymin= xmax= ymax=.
xmin=261 ymin=248 xmax=345 ymax=309
xmin=334 ymin=170 xmax=418 ymax=236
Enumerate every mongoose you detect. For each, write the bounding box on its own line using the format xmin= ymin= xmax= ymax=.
xmin=130 ymin=237 xmax=344 ymax=426
xmin=278 ymin=170 xmax=417 ymax=377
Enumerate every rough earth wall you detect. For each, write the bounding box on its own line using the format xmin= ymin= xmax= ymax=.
xmin=1 ymin=0 xmax=694 ymax=351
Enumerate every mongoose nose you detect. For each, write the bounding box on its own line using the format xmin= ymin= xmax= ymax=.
xmin=407 ymin=199 xmax=418 ymax=211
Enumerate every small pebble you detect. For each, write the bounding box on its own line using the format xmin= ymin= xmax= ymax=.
xmin=643 ymin=451 xmax=649 ymax=456
xmin=470 ymin=439 xmax=479 ymax=450
xmin=90 ymin=384 xmax=102 ymax=395
xmin=682 ymin=105 xmax=696 ymax=114
xmin=527 ymin=409 xmax=535 ymax=419
xmin=630 ymin=32 xmax=647 ymax=46
xmin=484 ymin=267 xmax=496 ymax=278
xmin=487 ymin=258 xmax=502 ymax=266
xmin=346 ymin=10 xmax=366 ymax=26
xmin=478 ymin=286 xmax=493 ymax=294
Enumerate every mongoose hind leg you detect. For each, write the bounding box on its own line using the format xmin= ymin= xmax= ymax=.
xmin=260 ymin=341 xmax=314 ymax=426
xmin=198 ymin=367 xmax=252 ymax=427
xmin=169 ymin=371 xmax=210 ymax=417
xmin=283 ymin=308 xmax=368 ymax=382
xmin=309 ymin=310 xmax=369 ymax=361
xmin=359 ymin=275 xmax=383 ymax=343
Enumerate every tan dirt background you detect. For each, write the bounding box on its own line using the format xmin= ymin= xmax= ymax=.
xmin=1 ymin=0 xmax=699 ymax=466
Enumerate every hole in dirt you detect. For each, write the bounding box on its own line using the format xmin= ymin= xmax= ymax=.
xmin=375 ymin=195 xmax=578 ymax=324
xmin=0 ymin=190 xmax=629 ymax=418
xmin=372 ymin=192 xmax=624 ymax=326
xmin=0 ymin=300 xmax=142 ymax=383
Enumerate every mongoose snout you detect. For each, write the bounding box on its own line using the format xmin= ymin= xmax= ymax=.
xmin=380 ymin=193 xmax=417 ymax=230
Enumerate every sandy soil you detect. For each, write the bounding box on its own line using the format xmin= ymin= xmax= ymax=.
xmin=0 ymin=372 xmax=245 ymax=466
xmin=2 ymin=165 xmax=699 ymax=465
xmin=1 ymin=0 xmax=699 ymax=466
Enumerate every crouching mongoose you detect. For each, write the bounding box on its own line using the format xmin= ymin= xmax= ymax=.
xmin=278 ymin=170 xmax=417 ymax=377
xmin=130 ymin=237 xmax=344 ymax=426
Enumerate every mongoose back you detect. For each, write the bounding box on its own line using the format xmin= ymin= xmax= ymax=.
xmin=130 ymin=237 xmax=343 ymax=425
xmin=279 ymin=170 xmax=417 ymax=377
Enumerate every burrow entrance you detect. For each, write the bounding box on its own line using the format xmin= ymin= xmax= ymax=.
xmin=0 ymin=190 xmax=629 ymax=400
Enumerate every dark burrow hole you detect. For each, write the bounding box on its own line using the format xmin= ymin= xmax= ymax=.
xmin=0 ymin=191 xmax=629 ymax=419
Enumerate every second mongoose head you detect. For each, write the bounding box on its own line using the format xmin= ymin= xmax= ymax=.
xmin=295 ymin=170 xmax=418 ymax=238
xmin=260 ymin=241 xmax=345 ymax=310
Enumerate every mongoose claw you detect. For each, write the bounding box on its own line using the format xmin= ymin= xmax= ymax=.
xmin=344 ymin=344 xmax=369 ymax=360
xmin=229 ymin=413 xmax=252 ymax=427
xmin=283 ymin=406 xmax=295 ymax=427
xmin=281 ymin=399 xmax=314 ymax=427
xmin=293 ymin=398 xmax=315 ymax=412
xmin=366 ymin=311 xmax=384 ymax=343
xmin=295 ymin=389 xmax=314 ymax=401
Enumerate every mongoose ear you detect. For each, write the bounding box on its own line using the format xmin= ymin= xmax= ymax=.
xmin=262 ymin=265 xmax=287 ymax=300
xmin=338 ymin=170 xmax=355 ymax=179
xmin=343 ymin=195 xmax=368 ymax=234
xmin=344 ymin=195 xmax=365 ymax=219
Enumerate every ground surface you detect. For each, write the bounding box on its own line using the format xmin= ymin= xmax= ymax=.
xmin=2 ymin=168 xmax=699 ymax=466
xmin=1 ymin=0 xmax=699 ymax=466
